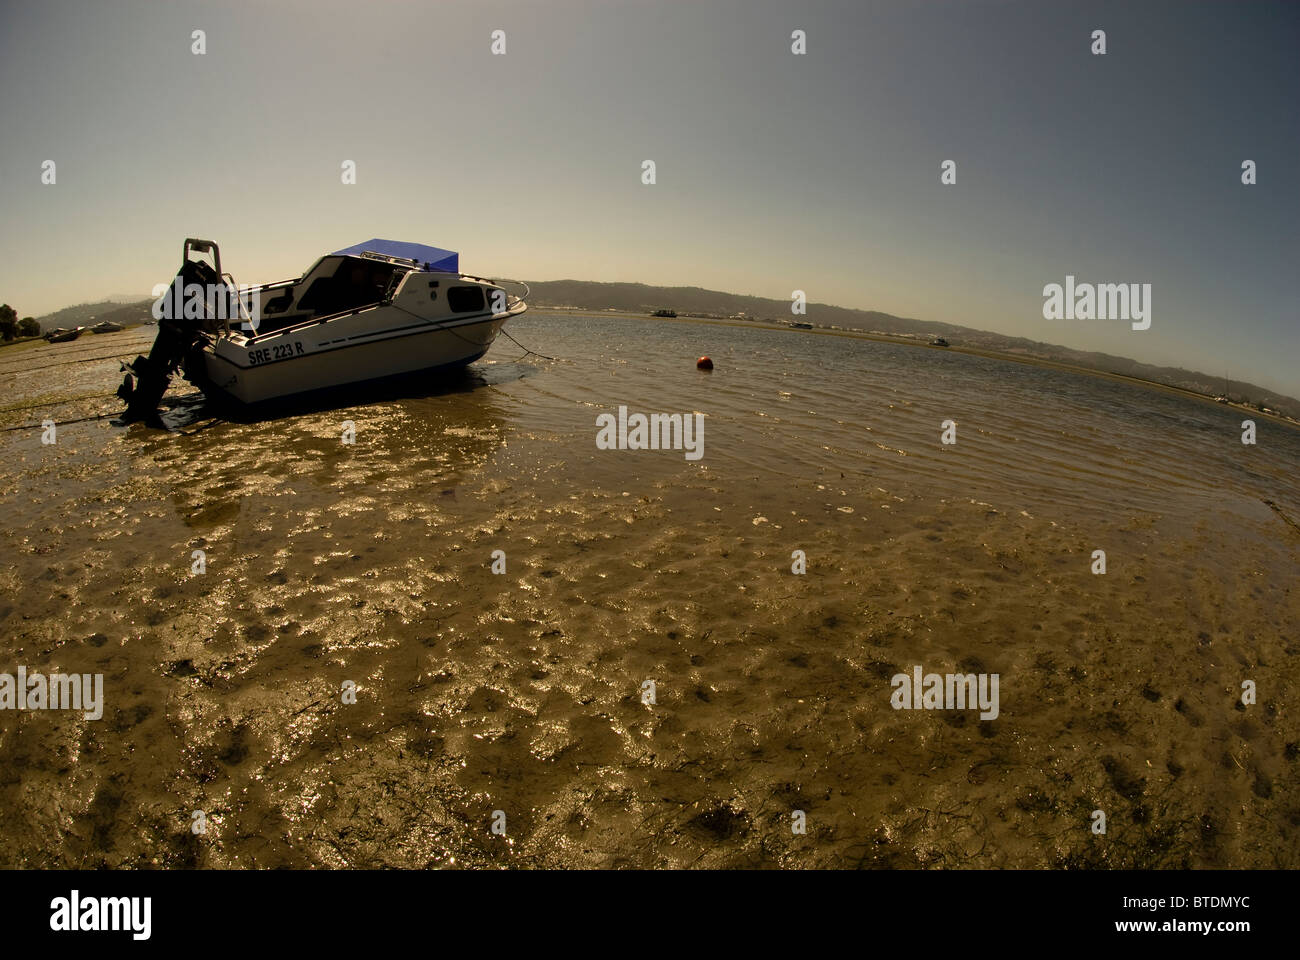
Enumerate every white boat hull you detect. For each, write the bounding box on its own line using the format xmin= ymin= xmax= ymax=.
xmin=200 ymin=301 xmax=520 ymax=404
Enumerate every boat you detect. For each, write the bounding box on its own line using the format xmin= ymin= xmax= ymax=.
xmin=45 ymin=326 xmax=85 ymax=343
xmin=119 ymin=238 xmax=527 ymax=419
xmin=789 ymin=321 xmax=812 ymax=329
xmin=90 ymin=320 xmax=125 ymax=333
xmin=929 ymin=337 xmax=949 ymax=347
xmin=652 ymin=309 xmax=677 ymax=318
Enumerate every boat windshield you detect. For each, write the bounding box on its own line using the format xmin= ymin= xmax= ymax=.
xmin=294 ymin=256 xmax=406 ymax=317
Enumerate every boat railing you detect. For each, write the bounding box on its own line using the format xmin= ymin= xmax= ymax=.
xmin=359 ymin=251 xmax=423 ymax=269
xmin=459 ymin=275 xmax=530 ymax=308
xmin=220 ymin=272 xmax=257 ymax=337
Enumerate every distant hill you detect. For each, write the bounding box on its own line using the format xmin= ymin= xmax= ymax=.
xmin=526 ymin=280 xmax=1300 ymax=420
xmin=36 ymin=299 xmax=154 ymax=333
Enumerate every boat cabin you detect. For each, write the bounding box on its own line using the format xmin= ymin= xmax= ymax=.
xmin=254 ymin=255 xmax=407 ymax=329
xmin=237 ymin=240 xmax=478 ymax=337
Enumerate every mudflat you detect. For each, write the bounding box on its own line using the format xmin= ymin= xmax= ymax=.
xmin=1 ymin=314 xmax=1296 ymax=868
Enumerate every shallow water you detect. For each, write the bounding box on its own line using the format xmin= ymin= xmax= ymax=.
xmin=1 ymin=315 xmax=1297 ymax=868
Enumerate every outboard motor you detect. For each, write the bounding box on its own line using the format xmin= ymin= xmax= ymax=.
xmin=119 ymin=239 xmax=231 ymax=421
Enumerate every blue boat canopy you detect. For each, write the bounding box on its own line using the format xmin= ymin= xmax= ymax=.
xmin=331 ymin=239 xmax=459 ymax=273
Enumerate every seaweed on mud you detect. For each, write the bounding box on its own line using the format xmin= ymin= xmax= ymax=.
xmin=842 ymin=829 xmax=930 ymax=870
xmin=840 ymin=806 xmax=988 ymax=869
xmin=1053 ymin=811 xmax=1198 ymax=870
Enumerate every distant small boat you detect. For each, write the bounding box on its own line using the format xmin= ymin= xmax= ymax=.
xmin=652 ymin=309 xmax=677 ymax=318
xmin=929 ymin=337 xmax=950 ymax=347
xmin=45 ymin=326 xmax=85 ymax=343
xmin=90 ymin=320 xmax=125 ymax=333
xmin=789 ymin=321 xmax=812 ymax=329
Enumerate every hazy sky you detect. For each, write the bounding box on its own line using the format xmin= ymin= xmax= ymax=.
xmin=2 ymin=0 xmax=1296 ymax=393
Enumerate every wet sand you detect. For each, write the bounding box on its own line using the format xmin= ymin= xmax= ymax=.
xmin=1 ymin=316 xmax=1297 ymax=868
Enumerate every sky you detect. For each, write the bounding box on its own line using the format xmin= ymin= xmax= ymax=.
xmin=1 ymin=0 xmax=1297 ymax=393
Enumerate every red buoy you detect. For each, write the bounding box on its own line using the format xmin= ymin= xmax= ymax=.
xmin=697 ymin=356 xmax=714 ymax=370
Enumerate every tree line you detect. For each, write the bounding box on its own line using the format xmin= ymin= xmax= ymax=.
xmin=0 ymin=304 xmax=41 ymax=340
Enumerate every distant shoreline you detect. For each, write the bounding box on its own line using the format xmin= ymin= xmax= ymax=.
xmin=531 ymin=307 xmax=1300 ymax=432
xmin=0 ymin=336 xmax=46 ymax=350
